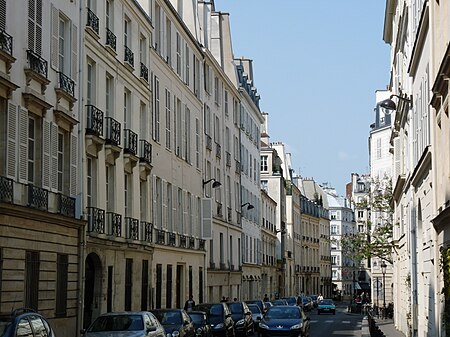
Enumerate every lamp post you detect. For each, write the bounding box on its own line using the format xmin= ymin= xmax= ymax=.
xmin=381 ymin=261 xmax=387 ymax=318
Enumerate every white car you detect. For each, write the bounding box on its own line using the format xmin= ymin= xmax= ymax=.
xmin=82 ymin=311 xmax=166 ymax=337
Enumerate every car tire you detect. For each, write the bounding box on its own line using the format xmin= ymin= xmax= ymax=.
xmin=317 ymin=311 xmax=320 ymax=315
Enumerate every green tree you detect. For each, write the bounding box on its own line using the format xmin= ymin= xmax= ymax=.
xmin=340 ymin=177 xmax=394 ymax=265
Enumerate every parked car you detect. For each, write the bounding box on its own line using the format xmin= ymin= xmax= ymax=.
xmin=82 ymin=311 xmax=166 ymax=337
xmin=151 ymin=309 xmax=196 ymax=337
xmin=0 ymin=308 xmax=56 ymax=337
xmin=271 ymin=299 xmax=288 ymax=306
xmin=263 ymin=302 xmax=273 ymax=311
xmin=226 ymin=302 xmax=254 ymax=337
xmin=317 ymin=299 xmax=336 ymax=315
xmin=193 ymin=303 xmax=234 ymax=337
xmin=188 ymin=311 xmax=212 ymax=337
xmin=246 ymin=304 xmax=262 ymax=331
xmin=299 ymin=297 xmax=313 ymax=312
xmin=308 ymin=295 xmax=319 ymax=308
xmin=244 ymin=300 xmax=267 ymax=314
xmin=259 ymin=305 xmax=310 ymax=337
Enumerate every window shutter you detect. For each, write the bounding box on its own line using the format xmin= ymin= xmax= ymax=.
xmin=18 ymin=107 xmax=28 ymax=183
xmin=201 ymin=198 xmax=212 ymax=239
xmin=50 ymin=123 xmax=58 ymax=191
xmin=50 ymin=4 xmax=59 ymax=70
xmin=152 ymin=175 xmax=157 ymax=226
xmin=6 ymin=103 xmax=17 ymax=179
xmin=42 ymin=120 xmax=51 ymax=189
xmin=71 ymin=23 xmax=78 ymax=82
xmin=183 ymin=190 xmax=188 ymax=235
xmin=70 ymin=133 xmax=78 ymax=196
xmin=0 ymin=0 xmax=6 ymax=31
xmin=162 ymin=180 xmax=167 ymax=230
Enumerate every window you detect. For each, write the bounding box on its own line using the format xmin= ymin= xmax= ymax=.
xmin=106 ymin=165 xmax=115 ymax=211
xmin=28 ymin=0 xmax=43 ymax=54
xmin=194 ymin=56 xmax=200 ymax=97
xmin=153 ymin=76 xmax=160 ymax=142
xmin=140 ymin=102 xmax=148 ymax=140
xmin=58 ymin=15 xmax=70 ymax=74
xmin=166 ymin=265 xmax=172 ymax=308
xmin=224 ymin=90 xmax=229 ymax=116
xmin=140 ymin=35 xmax=147 ymax=65
xmin=214 ymin=77 xmax=220 ymax=105
xmin=178 ymin=188 xmax=183 ymax=233
xmin=27 ymin=115 xmax=37 ymax=184
xmin=167 ymin=183 xmax=173 ymax=231
xmin=106 ymin=0 xmax=113 ymax=30
xmin=204 ymin=104 xmax=211 ymax=135
xmin=140 ymin=180 xmax=148 ymax=221
xmin=331 ymin=225 xmax=337 ymax=235
xmin=175 ymin=97 xmax=182 ymax=156
xmin=205 ymin=64 xmax=211 ymax=94
xmin=219 ymin=233 xmax=224 ymax=264
xmin=185 ymin=44 xmax=190 ymax=85
xmin=56 ymin=254 xmax=68 ymax=317
xmin=86 ymin=158 xmax=96 ymax=207
xmin=25 ymin=251 xmax=40 ymax=310
xmin=155 ymin=3 xmax=161 ymax=53
xmin=141 ymin=260 xmax=149 ymax=310
xmin=125 ymin=258 xmax=133 ymax=311
xmin=214 ymin=115 xmax=220 ymax=143
xmin=124 ymin=16 xmax=131 ymax=47
xmin=195 ymin=118 xmax=200 ymax=169
xmin=86 ymin=61 xmax=96 ymax=105
xmin=124 ymin=89 xmax=131 ymax=129
xmin=176 ymin=32 xmax=182 ymax=76
xmin=166 ymin=18 xmax=171 ymax=64
xmin=124 ymin=173 xmax=131 ymax=216
xmin=57 ymin=132 xmax=64 ymax=192
xmin=165 ymin=89 xmax=171 ymax=150
xmin=105 ymin=74 xmax=114 ymax=117
xmin=184 ymin=106 xmax=190 ymax=161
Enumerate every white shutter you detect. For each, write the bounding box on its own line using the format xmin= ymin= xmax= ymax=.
xmin=42 ymin=120 xmax=51 ymax=189
xmin=50 ymin=4 xmax=59 ymax=70
xmin=18 ymin=107 xmax=28 ymax=183
xmin=201 ymin=198 xmax=212 ymax=239
xmin=50 ymin=123 xmax=58 ymax=190
xmin=70 ymin=133 xmax=78 ymax=196
xmin=71 ymin=23 xmax=78 ymax=82
xmin=6 ymin=103 xmax=17 ymax=179
xmin=162 ymin=180 xmax=167 ymax=230
xmin=152 ymin=175 xmax=157 ymax=226
xmin=183 ymin=190 xmax=188 ymax=234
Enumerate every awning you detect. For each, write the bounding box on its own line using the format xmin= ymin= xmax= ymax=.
xmin=359 ymin=282 xmax=371 ymax=291
xmin=354 ymin=282 xmax=362 ymax=290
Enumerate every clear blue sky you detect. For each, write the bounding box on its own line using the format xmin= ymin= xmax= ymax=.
xmin=214 ymin=0 xmax=391 ymax=195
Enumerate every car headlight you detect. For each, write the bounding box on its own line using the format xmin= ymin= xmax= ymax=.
xmin=236 ymin=319 xmax=245 ymax=326
xmin=196 ymin=328 xmax=203 ymax=335
xmin=168 ymin=331 xmax=180 ymax=337
xmin=214 ymin=323 xmax=224 ymax=329
xmin=290 ymin=323 xmax=303 ymax=330
xmin=259 ymin=323 xmax=269 ymax=330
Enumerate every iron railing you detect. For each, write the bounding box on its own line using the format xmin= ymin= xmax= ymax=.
xmin=86 ymin=207 xmax=105 ymax=233
xmin=27 ymin=184 xmax=48 ymax=211
xmin=189 ymin=237 xmax=195 ymax=249
xmin=179 ymin=235 xmax=187 ymax=248
xmin=86 ymin=105 xmax=104 ymax=136
xmin=206 ymin=135 xmax=212 ymax=150
xmin=86 ymin=8 xmax=99 ymax=34
xmin=105 ymin=117 xmax=121 ymax=146
xmin=57 ymin=193 xmax=75 ymax=217
xmin=26 ymin=50 xmax=48 ymax=78
xmin=139 ymin=139 xmax=152 ymax=165
xmin=125 ymin=217 xmax=139 ymax=240
xmin=140 ymin=62 xmax=148 ymax=82
xmin=156 ymin=229 xmax=166 ymax=244
xmin=58 ymin=72 xmax=75 ymax=97
xmin=0 ymin=29 xmax=13 ymax=55
xmin=105 ymin=28 xmax=116 ymax=51
xmin=199 ymin=239 xmax=205 ymax=251
xmin=168 ymin=232 xmax=176 ymax=246
xmin=226 ymin=152 xmax=231 ymax=167
xmin=106 ymin=212 xmax=122 ymax=237
xmin=124 ymin=45 xmax=134 ymax=67
xmin=0 ymin=176 xmax=13 ymax=203
xmin=215 ymin=143 xmax=221 ymax=158
xmin=142 ymin=221 xmax=153 ymax=242
xmin=124 ymin=129 xmax=137 ymax=155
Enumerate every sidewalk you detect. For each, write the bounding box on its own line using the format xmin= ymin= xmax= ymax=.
xmin=376 ymin=318 xmax=406 ymax=337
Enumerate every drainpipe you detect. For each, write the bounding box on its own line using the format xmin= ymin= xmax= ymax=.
xmin=410 ymin=205 xmax=418 ymax=337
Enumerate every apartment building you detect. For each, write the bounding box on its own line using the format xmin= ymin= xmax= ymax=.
xmin=0 ymin=1 xmax=85 ymax=336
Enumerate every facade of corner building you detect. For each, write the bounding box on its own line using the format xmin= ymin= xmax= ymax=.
xmin=297 ymin=178 xmax=332 ymax=298
xmin=0 ymin=1 xmax=86 ymax=337
xmin=323 ymin=186 xmax=356 ymax=300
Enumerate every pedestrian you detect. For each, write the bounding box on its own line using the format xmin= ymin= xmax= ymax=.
xmin=184 ymin=295 xmax=195 ymax=312
xmin=221 ymin=296 xmax=227 ymax=302
xmin=317 ymin=293 xmax=323 ymax=302
xmin=233 ymin=297 xmax=238 ymax=302
xmin=263 ymin=294 xmax=269 ymax=302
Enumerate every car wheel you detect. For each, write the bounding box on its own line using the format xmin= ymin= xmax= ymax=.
xmin=317 ymin=311 xmax=320 ymax=315
xmin=333 ymin=310 xmax=336 ymax=315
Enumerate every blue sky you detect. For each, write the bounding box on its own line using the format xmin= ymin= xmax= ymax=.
xmin=214 ymin=0 xmax=391 ymax=195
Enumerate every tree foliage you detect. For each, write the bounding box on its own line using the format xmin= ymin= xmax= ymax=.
xmin=340 ymin=177 xmax=394 ymax=265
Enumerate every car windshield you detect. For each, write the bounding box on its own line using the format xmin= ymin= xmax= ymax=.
xmin=266 ymin=307 xmax=299 ymax=319
xmin=227 ymin=303 xmax=243 ymax=314
xmin=88 ymin=315 xmax=144 ymax=332
xmin=153 ymin=311 xmax=182 ymax=325
xmin=319 ymin=300 xmax=333 ymax=305
xmin=247 ymin=305 xmax=261 ymax=314
xmin=189 ymin=314 xmax=205 ymax=324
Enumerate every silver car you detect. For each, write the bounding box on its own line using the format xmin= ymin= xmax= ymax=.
xmin=82 ymin=311 xmax=166 ymax=337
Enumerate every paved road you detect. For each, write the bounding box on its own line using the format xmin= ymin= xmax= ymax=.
xmin=307 ymin=305 xmax=363 ymax=336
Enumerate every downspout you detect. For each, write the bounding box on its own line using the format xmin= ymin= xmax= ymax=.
xmin=76 ymin=2 xmax=86 ymax=336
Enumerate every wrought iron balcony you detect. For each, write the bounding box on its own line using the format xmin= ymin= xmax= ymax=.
xmin=0 ymin=176 xmax=13 ymax=203
xmin=188 ymin=237 xmax=195 ymax=249
xmin=179 ymin=234 xmax=187 ymax=248
xmin=124 ymin=129 xmax=137 ymax=155
xmin=140 ymin=62 xmax=148 ymax=82
xmin=199 ymin=239 xmax=205 ymax=251
xmin=27 ymin=184 xmax=48 ymax=211
xmin=0 ymin=29 xmax=13 ymax=56
xmin=105 ymin=117 xmax=121 ymax=146
xmin=139 ymin=139 xmax=152 ymax=165
xmin=215 ymin=143 xmax=221 ymax=158
xmin=156 ymin=229 xmax=166 ymax=244
xmin=142 ymin=221 xmax=153 ymax=242
xmin=216 ymin=202 xmax=223 ymax=218
xmin=26 ymin=50 xmax=48 ymax=78
xmin=86 ymin=105 xmax=104 ymax=136
xmin=227 ymin=207 xmax=232 ymax=222
xmin=106 ymin=212 xmax=122 ymax=237
xmin=124 ymin=45 xmax=134 ymax=67
xmin=58 ymin=72 xmax=75 ymax=97
xmin=235 ymin=160 xmax=241 ymax=174
xmin=125 ymin=217 xmax=139 ymax=240
xmin=168 ymin=232 xmax=176 ymax=246
xmin=206 ymin=135 xmax=212 ymax=151
xmin=57 ymin=193 xmax=75 ymax=217
xmin=226 ymin=151 xmax=231 ymax=167
xmin=105 ymin=28 xmax=116 ymax=51
xmin=86 ymin=8 xmax=99 ymax=34
xmin=86 ymin=207 xmax=105 ymax=234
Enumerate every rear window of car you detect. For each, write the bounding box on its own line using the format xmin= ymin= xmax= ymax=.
xmin=89 ymin=315 xmax=144 ymax=332
xmin=227 ymin=303 xmax=243 ymax=314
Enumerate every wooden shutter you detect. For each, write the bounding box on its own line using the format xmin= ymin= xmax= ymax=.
xmin=152 ymin=175 xmax=157 ymax=226
xmin=71 ymin=23 xmax=78 ymax=82
xmin=18 ymin=107 xmax=28 ymax=183
xmin=42 ymin=120 xmax=51 ymax=189
xmin=201 ymin=198 xmax=212 ymax=239
xmin=50 ymin=4 xmax=59 ymax=70
xmin=6 ymin=103 xmax=17 ymax=179
xmin=50 ymin=123 xmax=58 ymax=190
xmin=162 ymin=180 xmax=167 ymax=230
xmin=70 ymin=133 xmax=78 ymax=196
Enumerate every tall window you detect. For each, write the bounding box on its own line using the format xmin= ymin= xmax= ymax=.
xmin=166 ymin=265 xmax=173 ymax=308
xmin=219 ymin=233 xmax=224 ymax=265
xmin=140 ymin=180 xmax=147 ymax=221
xmin=124 ymin=16 xmax=130 ymax=47
xmin=58 ymin=15 xmax=69 ymax=74
xmin=56 ymin=254 xmax=68 ymax=317
xmin=28 ymin=116 xmax=37 ymax=184
xmin=156 ymin=264 xmax=162 ymax=308
xmin=106 ymin=0 xmax=113 ymax=30
xmin=153 ymin=76 xmax=160 ymax=142
xmin=175 ymin=98 xmax=182 ymax=156
xmin=154 ymin=3 xmax=161 ymax=53
xmin=57 ymin=132 xmax=64 ymax=192
xmin=195 ymin=118 xmax=200 ymax=169
xmin=165 ymin=89 xmax=171 ymax=150
xmin=25 ymin=251 xmax=40 ymax=310
xmin=140 ymin=35 xmax=146 ymax=65
xmin=28 ymin=0 xmax=43 ymax=54
xmin=140 ymin=102 xmax=148 ymax=140
xmin=165 ymin=18 xmax=171 ymax=63
xmin=176 ymin=32 xmax=182 ymax=76
xmin=105 ymin=74 xmax=113 ymax=117
xmin=185 ymin=44 xmax=190 ymax=85
xmin=224 ymin=90 xmax=229 ymax=116
xmin=87 ymin=158 xmax=96 ymax=207
xmin=86 ymin=61 xmax=96 ymax=105
xmin=106 ymin=165 xmax=115 ymax=211
xmin=124 ymin=88 xmax=131 ymax=129
xmin=184 ymin=106 xmax=190 ymax=161
xmin=167 ymin=183 xmax=173 ymax=231
xmin=124 ymin=173 xmax=131 ymax=216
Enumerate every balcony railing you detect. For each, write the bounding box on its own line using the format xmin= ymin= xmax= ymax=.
xmin=86 ymin=105 xmax=104 ymax=136
xmin=26 ymin=50 xmax=48 ymax=78
xmin=86 ymin=8 xmax=99 ymax=34
xmin=235 ymin=160 xmax=241 ymax=174
xmin=124 ymin=45 xmax=134 ymax=67
xmin=86 ymin=207 xmax=105 ymax=234
xmin=106 ymin=212 xmax=122 ymax=237
xmin=0 ymin=176 xmax=13 ymax=203
xmin=226 ymin=152 xmax=231 ymax=167
xmin=140 ymin=62 xmax=148 ymax=82
xmin=215 ymin=143 xmax=221 ymax=158
xmin=125 ymin=217 xmax=139 ymax=240
xmin=105 ymin=28 xmax=116 ymax=51
xmin=227 ymin=207 xmax=232 ymax=222
xmin=216 ymin=202 xmax=223 ymax=218
xmin=139 ymin=139 xmax=152 ymax=165
xmin=142 ymin=221 xmax=153 ymax=242
xmin=189 ymin=237 xmax=195 ymax=249
xmin=199 ymin=239 xmax=205 ymax=251
xmin=27 ymin=184 xmax=48 ymax=211
xmin=105 ymin=117 xmax=121 ymax=146
xmin=179 ymin=234 xmax=187 ymax=248
xmin=168 ymin=232 xmax=176 ymax=246
xmin=124 ymin=129 xmax=137 ymax=155
xmin=0 ymin=29 xmax=13 ymax=56
xmin=57 ymin=193 xmax=75 ymax=217
xmin=58 ymin=72 xmax=75 ymax=97
xmin=206 ymin=135 xmax=212 ymax=151
xmin=156 ymin=229 xmax=166 ymax=244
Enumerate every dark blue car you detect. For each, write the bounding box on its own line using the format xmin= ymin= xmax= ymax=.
xmin=0 ymin=308 xmax=56 ymax=337
xmin=259 ymin=305 xmax=310 ymax=337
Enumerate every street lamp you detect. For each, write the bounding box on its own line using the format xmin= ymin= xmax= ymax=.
xmin=379 ymin=94 xmax=413 ymax=112
xmin=381 ymin=261 xmax=387 ymax=318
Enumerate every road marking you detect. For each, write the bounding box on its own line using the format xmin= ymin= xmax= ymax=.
xmin=325 ymin=320 xmax=334 ymax=323
xmin=342 ymin=321 xmax=351 ymax=324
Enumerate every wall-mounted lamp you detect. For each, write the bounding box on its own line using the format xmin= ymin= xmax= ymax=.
xmin=202 ymin=178 xmax=221 ymax=188
xmin=241 ymin=202 xmax=254 ymax=210
xmin=379 ymin=94 xmax=413 ymax=112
